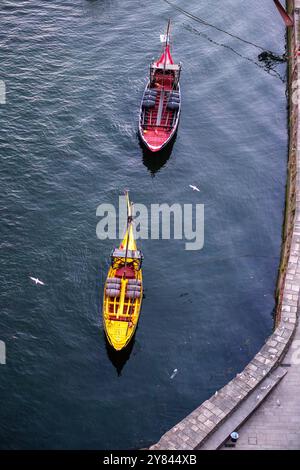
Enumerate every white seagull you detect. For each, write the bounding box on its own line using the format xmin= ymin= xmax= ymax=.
xmin=189 ymin=184 xmax=200 ymax=192
xmin=29 ymin=276 xmax=45 ymax=286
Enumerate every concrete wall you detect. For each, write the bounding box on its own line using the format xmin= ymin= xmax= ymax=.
xmin=151 ymin=1 xmax=299 ymax=450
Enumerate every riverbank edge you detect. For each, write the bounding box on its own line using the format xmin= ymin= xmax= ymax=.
xmin=150 ymin=1 xmax=299 ymax=450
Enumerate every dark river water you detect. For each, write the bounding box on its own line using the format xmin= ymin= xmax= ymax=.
xmin=0 ymin=0 xmax=287 ymax=449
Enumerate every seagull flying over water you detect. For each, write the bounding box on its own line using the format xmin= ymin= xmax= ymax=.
xmin=189 ymin=185 xmax=200 ymax=192
xmin=29 ymin=276 xmax=45 ymax=286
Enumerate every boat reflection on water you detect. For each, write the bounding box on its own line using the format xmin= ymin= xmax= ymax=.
xmin=141 ymin=132 xmax=177 ymax=176
xmin=104 ymin=335 xmax=135 ymax=376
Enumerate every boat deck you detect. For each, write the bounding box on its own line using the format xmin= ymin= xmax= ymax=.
xmin=139 ymin=56 xmax=181 ymax=150
xmin=141 ymin=85 xmax=179 ymax=149
xmin=107 ymin=298 xmax=135 ymax=318
xmin=142 ymin=127 xmax=172 ymax=149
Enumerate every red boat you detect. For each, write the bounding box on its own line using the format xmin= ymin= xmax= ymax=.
xmin=139 ymin=21 xmax=182 ymax=153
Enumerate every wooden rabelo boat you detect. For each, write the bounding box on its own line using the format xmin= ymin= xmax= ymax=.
xmin=102 ymin=192 xmax=143 ymax=351
xmin=139 ymin=20 xmax=182 ymax=152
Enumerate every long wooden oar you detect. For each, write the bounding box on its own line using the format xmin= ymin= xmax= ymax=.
xmin=273 ymin=0 xmax=294 ymax=27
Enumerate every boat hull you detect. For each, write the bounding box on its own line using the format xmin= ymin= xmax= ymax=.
xmin=139 ymin=82 xmax=181 ymax=153
xmin=103 ymin=268 xmax=143 ymax=351
xmin=102 ymin=195 xmax=143 ymax=352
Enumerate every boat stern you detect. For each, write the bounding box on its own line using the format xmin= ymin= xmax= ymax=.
xmin=105 ymin=320 xmax=134 ymax=351
xmin=140 ymin=128 xmax=173 ymax=153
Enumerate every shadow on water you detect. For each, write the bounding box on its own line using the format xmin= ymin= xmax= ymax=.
xmin=141 ymin=133 xmax=177 ymax=177
xmin=105 ymin=335 xmax=135 ymax=376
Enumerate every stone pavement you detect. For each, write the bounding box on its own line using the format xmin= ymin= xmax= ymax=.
xmin=222 ymin=322 xmax=300 ymax=450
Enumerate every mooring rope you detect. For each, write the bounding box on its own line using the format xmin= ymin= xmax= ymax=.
xmin=163 ymin=0 xmax=280 ymax=54
xmin=184 ymin=24 xmax=286 ymax=83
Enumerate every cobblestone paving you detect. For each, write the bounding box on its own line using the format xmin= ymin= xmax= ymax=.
xmin=224 ymin=324 xmax=300 ymax=450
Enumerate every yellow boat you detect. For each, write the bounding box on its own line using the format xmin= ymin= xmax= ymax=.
xmin=102 ymin=192 xmax=143 ymax=351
